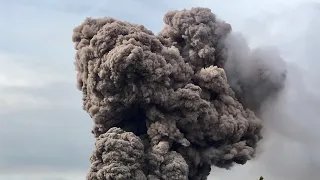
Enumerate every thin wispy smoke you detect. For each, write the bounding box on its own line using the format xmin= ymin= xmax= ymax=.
xmin=208 ymin=2 xmax=320 ymax=179
xmin=72 ymin=7 xmax=286 ymax=180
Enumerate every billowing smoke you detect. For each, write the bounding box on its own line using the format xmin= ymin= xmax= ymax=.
xmin=224 ymin=33 xmax=287 ymax=114
xmin=71 ymin=7 xmax=286 ymax=180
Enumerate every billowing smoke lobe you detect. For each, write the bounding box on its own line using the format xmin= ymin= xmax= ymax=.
xmin=71 ymin=7 xmax=286 ymax=180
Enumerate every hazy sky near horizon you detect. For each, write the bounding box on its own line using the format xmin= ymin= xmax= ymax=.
xmin=1 ymin=0 xmax=320 ymax=179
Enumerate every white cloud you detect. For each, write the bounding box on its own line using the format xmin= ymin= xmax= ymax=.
xmin=0 ymin=51 xmax=77 ymax=112
xmin=0 ymin=52 xmax=74 ymax=88
xmin=0 ymin=171 xmax=86 ymax=180
xmin=0 ymin=2 xmax=93 ymax=178
xmin=0 ymin=91 xmax=51 ymax=112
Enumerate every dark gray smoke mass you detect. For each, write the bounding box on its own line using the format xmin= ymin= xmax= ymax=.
xmin=224 ymin=33 xmax=287 ymax=114
xmin=71 ymin=7 xmax=287 ymax=180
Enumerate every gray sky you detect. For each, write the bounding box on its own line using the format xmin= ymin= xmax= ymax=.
xmin=1 ymin=0 xmax=320 ymax=179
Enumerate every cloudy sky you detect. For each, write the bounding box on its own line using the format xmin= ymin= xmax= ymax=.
xmin=1 ymin=0 xmax=320 ymax=179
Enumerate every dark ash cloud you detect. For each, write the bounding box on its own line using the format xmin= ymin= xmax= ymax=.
xmin=72 ymin=7 xmax=286 ymax=179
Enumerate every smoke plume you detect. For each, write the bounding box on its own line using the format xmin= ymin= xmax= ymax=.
xmin=72 ymin=7 xmax=286 ymax=180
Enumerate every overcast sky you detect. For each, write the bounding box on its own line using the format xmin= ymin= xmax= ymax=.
xmin=1 ymin=0 xmax=320 ymax=179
